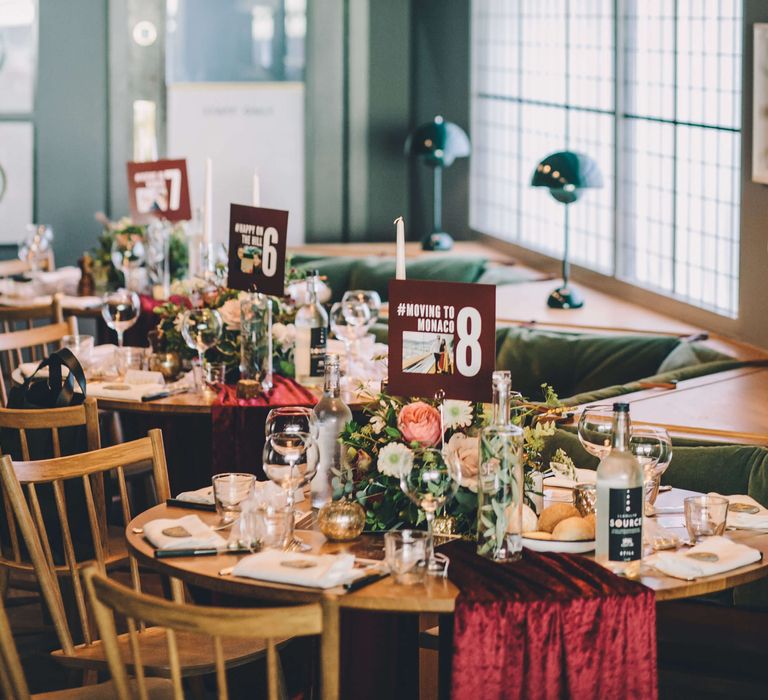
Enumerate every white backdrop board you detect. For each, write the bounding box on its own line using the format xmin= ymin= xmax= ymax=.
xmin=0 ymin=121 xmax=33 ymax=243
xmin=167 ymin=82 xmax=305 ymax=246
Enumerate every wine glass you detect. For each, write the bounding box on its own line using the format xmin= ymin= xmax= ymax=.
xmin=265 ymin=406 xmax=318 ymax=439
xmin=101 ymin=289 xmax=140 ymax=348
xmin=111 ymin=231 xmax=146 ymax=290
xmin=400 ymin=448 xmax=460 ymax=574
xmin=342 ymin=289 xmax=382 ymax=324
xmin=19 ymin=224 xmax=53 ymax=272
xmin=630 ymin=426 xmax=673 ymax=516
xmin=263 ymin=431 xmax=319 ymax=550
xmin=577 ymin=405 xmax=614 ymax=459
xmin=181 ymin=308 xmax=223 ymax=391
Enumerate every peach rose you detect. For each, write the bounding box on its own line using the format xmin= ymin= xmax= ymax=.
xmin=445 ymin=432 xmax=479 ymax=491
xmin=397 ymin=401 xmax=442 ymax=447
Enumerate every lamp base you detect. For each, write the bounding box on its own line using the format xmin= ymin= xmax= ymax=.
xmin=547 ymin=285 xmax=584 ymax=309
xmin=421 ymin=231 xmax=454 ymax=251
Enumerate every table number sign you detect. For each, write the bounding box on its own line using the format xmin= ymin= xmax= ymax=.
xmin=387 ymin=279 xmax=496 ymax=402
xmin=226 ymin=203 xmax=288 ymax=296
xmin=126 ymin=159 xmax=191 ymax=223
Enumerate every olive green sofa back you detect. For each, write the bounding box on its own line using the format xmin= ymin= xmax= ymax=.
xmin=494 ymin=326 xmax=736 ymax=404
xmin=542 ymin=429 xmax=768 ymax=610
xmin=290 ymin=254 xmax=539 ymax=303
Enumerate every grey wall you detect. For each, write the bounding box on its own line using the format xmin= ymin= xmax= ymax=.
xmin=36 ymin=0 xmax=109 ymax=267
xmin=410 ymin=0 xmax=471 ymax=242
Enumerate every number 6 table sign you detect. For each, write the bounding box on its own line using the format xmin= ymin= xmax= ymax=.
xmin=226 ymin=203 xmax=288 ymax=295
xmin=126 ymin=159 xmax=192 ymax=223
xmin=387 ymin=279 xmax=496 ymax=403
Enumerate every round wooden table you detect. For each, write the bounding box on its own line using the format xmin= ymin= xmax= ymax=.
xmin=126 ymin=489 xmax=768 ymax=699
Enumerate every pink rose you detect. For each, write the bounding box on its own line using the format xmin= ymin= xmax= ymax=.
xmin=397 ymin=401 xmax=442 ymax=447
xmin=445 ymin=432 xmax=479 ymax=491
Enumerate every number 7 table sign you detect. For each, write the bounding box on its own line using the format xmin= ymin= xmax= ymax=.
xmin=226 ymin=203 xmax=288 ymax=296
xmin=126 ymin=159 xmax=192 ymax=223
xmin=387 ymin=279 xmax=496 ymax=403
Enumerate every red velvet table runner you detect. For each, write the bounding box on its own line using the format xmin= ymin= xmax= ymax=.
xmin=210 ymin=377 xmax=316 ymax=479
xmin=443 ymin=539 xmax=657 ymax=700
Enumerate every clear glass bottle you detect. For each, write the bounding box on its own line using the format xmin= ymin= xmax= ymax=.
xmin=294 ymin=269 xmax=328 ymax=386
xmin=240 ymin=292 xmax=273 ymax=392
xmin=477 ymin=371 xmax=524 ymax=561
xmin=311 ymin=354 xmax=352 ymax=508
xmin=595 ymin=403 xmax=644 ymax=563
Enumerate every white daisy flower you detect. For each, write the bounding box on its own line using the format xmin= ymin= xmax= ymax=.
xmin=377 ymin=442 xmax=414 ymax=479
xmin=442 ymin=400 xmax=474 ymax=429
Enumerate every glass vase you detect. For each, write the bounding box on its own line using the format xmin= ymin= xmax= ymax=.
xmin=477 ymin=424 xmax=524 ymax=561
xmin=240 ymin=293 xmax=274 ymax=391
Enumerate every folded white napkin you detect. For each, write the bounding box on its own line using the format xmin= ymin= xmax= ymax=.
xmin=543 ymin=467 xmax=596 ymax=489
xmin=143 ymin=515 xmax=227 ymax=551
xmin=176 ymin=486 xmax=215 ymax=505
xmin=709 ymin=492 xmax=768 ymax=530
xmin=87 ymin=381 xmax=166 ymax=401
xmin=31 ymin=267 xmax=80 ymax=295
xmin=60 ymin=294 xmax=102 ymax=309
xmin=646 ymin=536 xmax=762 ymax=581
xmin=175 ymin=480 xmax=304 ymax=507
xmin=231 ymin=550 xmax=358 ymax=589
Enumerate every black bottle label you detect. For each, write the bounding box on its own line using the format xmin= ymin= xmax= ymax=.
xmin=309 ymin=326 xmax=327 ymax=377
xmin=608 ymin=487 xmax=643 ymax=561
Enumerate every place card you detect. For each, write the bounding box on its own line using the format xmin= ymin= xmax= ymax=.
xmin=387 ymin=279 xmax=496 ymax=402
xmin=226 ymin=203 xmax=288 ymax=296
xmin=126 ymin=158 xmax=191 ymax=223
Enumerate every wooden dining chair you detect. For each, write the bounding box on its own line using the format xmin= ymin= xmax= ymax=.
xmin=0 ymin=429 xmax=273 ymax=686
xmin=0 ymin=397 xmax=102 ymax=599
xmin=0 ymin=314 xmax=78 ymax=406
xmin=0 ymin=295 xmax=64 ymax=330
xmin=0 ymin=588 xmax=173 ymax=699
xmin=83 ymin=564 xmax=325 ymax=700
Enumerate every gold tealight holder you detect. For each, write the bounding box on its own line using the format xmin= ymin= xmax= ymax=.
xmin=573 ymin=483 xmax=597 ymax=516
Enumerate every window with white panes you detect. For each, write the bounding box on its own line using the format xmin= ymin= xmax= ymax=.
xmin=470 ymin=0 xmax=742 ymax=318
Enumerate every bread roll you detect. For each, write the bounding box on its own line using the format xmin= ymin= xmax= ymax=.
xmin=537 ymin=503 xmax=580 ymax=533
xmin=552 ymin=516 xmax=594 ymax=541
xmin=521 ymin=504 xmax=538 ymax=533
xmin=583 ymin=513 xmax=596 ymax=539
xmin=523 ymin=531 xmax=552 ymax=540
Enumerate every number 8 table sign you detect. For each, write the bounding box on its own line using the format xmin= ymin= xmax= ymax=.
xmin=387 ymin=279 xmax=496 ymax=403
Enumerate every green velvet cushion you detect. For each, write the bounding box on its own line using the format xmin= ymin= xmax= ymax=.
xmin=495 ymin=327 xmax=682 ymax=400
xmin=475 ymin=265 xmax=542 ymax=285
xmin=347 ymin=255 xmax=488 ymax=302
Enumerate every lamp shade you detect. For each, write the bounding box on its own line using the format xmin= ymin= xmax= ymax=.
xmin=405 ymin=115 xmax=470 ymax=168
xmin=531 ymin=151 xmax=603 ymax=204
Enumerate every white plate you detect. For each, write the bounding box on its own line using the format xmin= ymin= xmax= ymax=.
xmin=522 ymin=537 xmax=595 ymax=554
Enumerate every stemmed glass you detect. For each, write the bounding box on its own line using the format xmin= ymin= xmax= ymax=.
xmin=181 ymin=308 xmax=223 ymax=391
xmin=342 ymin=289 xmax=382 ymax=324
xmin=400 ymin=448 xmax=460 ymax=574
xmin=330 ymin=300 xmax=372 ymax=374
xmin=265 ymin=406 xmax=318 ymax=439
xmin=101 ymin=289 xmax=140 ymax=348
xmin=111 ymin=231 xmax=146 ymax=291
xmin=577 ymin=405 xmax=614 ymax=459
xmin=630 ymin=426 xmax=673 ymax=516
xmin=263 ymin=431 xmax=319 ymax=550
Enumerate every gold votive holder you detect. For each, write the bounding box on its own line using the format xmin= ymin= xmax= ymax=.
xmin=573 ymin=483 xmax=597 ymax=516
xmin=236 ymin=378 xmax=263 ymax=400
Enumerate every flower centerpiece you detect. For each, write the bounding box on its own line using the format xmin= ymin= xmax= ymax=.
xmin=337 ymin=387 xmax=567 ymax=536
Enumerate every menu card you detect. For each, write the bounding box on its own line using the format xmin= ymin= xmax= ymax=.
xmin=387 ymin=279 xmax=496 ymax=402
xmin=126 ymin=158 xmax=191 ymax=223
xmin=226 ymin=203 xmax=288 ymax=295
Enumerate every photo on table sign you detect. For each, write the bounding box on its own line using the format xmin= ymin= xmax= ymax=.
xmin=402 ymin=331 xmax=455 ymax=375
xmin=126 ymin=158 xmax=191 ymax=223
xmin=226 ymin=203 xmax=288 ymax=296
xmin=387 ymin=279 xmax=496 ymax=403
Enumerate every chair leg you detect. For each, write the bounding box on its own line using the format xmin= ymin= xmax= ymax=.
xmin=0 ymin=566 xmax=9 ymax=600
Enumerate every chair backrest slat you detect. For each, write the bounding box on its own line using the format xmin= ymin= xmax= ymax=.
xmin=165 ymin=627 xmax=184 ymax=698
xmin=0 ymin=595 xmax=31 ymax=700
xmin=50 ymin=426 xmax=61 ymax=458
xmin=52 ymin=479 xmax=93 ymax=645
xmin=0 ymin=431 xmax=170 ymax=658
xmin=1 ymin=486 xmax=20 ymax=562
xmin=83 ymin=566 xmax=325 ymax=700
xmin=126 ymin=617 xmax=149 ymax=700
xmin=213 ymin=636 xmax=228 ymax=700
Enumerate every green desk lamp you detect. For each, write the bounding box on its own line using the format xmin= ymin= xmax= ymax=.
xmin=531 ymin=151 xmax=603 ymax=309
xmin=405 ymin=115 xmax=471 ymax=251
